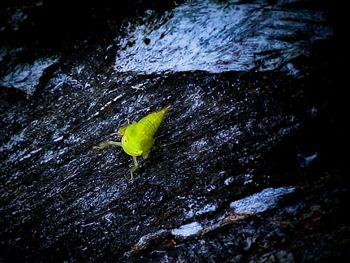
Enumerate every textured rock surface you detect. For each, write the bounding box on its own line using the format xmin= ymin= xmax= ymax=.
xmin=0 ymin=0 xmax=348 ymax=262
xmin=115 ymin=0 xmax=333 ymax=73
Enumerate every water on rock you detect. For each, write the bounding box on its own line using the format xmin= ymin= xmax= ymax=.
xmin=0 ymin=0 xmax=348 ymax=262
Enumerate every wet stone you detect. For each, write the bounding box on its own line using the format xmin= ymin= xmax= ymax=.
xmin=0 ymin=0 xmax=348 ymax=262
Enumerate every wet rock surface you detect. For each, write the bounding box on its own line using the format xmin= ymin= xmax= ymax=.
xmin=115 ymin=0 xmax=333 ymax=73
xmin=0 ymin=0 xmax=348 ymax=262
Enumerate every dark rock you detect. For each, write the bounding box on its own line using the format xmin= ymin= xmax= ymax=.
xmin=0 ymin=0 xmax=348 ymax=262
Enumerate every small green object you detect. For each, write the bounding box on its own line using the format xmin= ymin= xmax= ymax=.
xmin=94 ymin=105 xmax=170 ymax=179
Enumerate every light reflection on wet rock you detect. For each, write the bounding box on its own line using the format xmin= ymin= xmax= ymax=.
xmin=115 ymin=0 xmax=332 ymax=73
xmin=0 ymin=0 xmax=347 ymax=262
